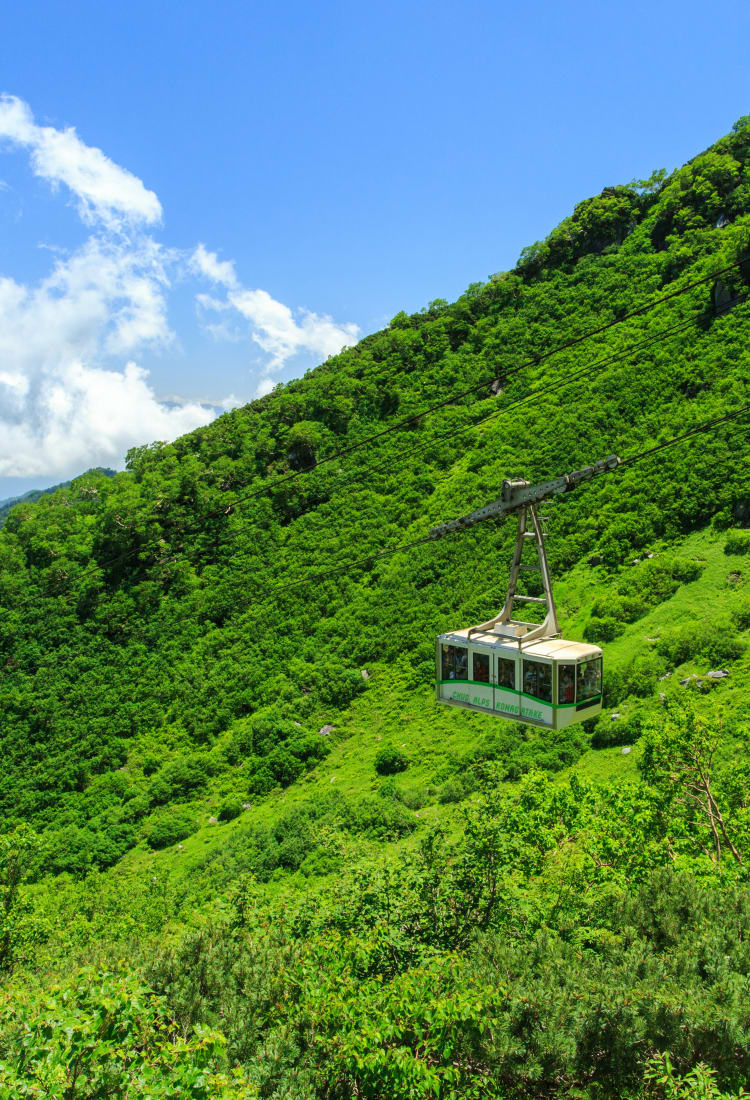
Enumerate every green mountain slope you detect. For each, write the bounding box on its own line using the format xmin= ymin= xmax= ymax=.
xmin=0 ymin=467 xmax=116 ymax=528
xmin=0 ymin=122 xmax=749 ymax=1098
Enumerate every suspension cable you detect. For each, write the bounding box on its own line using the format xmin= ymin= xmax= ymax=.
xmin=242 ymin=404 xmax=750 ymax=602
xmin=77 ymin=293 xmax=745 ymax=581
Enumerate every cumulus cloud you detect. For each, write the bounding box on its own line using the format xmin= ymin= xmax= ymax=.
xmin=193 ymin=245 xmax=360 ymax=393
xmin=0 ymin=360 xmax=213 ymax=477
xmin=0 ymin=96 xmax=360 ymax=479
xmin=0 ymin=98 xmax=208 ymax=479
xmin=0 ymin=94 xmax=161 ymax=227
xmin=0 ymin=235 xmax=213 ymax=477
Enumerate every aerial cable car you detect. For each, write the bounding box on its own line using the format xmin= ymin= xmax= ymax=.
xmin=430 ymin=455 xmax=621 ymax=729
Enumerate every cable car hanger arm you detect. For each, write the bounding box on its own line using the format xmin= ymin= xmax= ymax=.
xmin=428 ymin=454 xmax=621 ymax=539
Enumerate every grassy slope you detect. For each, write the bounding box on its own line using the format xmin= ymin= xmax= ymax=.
xmin=29 ymin=526 xmax=747 ymax=965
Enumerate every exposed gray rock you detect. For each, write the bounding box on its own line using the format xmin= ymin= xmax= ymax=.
xmin=732 ymin=500 xmax=750 ymax=525
xmin=621 ymin=746 xmax=632 ymax=755
xmin=319 ymin=724 xmax=335 ymax=736
xmin=242 ymin=802 xmax=252 ymax=810
xmin=706 ymin=669 xmax=729 ymax=680
xmin=361 ymin=669 xmax=370 ymax=680
xmin=610 ymin=712 xmax=621 ymax=720
xmin=713 ymin=278 xmax=735 ymax=313
xmin=208 ymin=816 xmax=218 ymax=824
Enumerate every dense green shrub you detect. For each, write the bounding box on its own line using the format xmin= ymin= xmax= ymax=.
xmin=734 ymin=598 xmax=750 ymax=631
xmin=0 ymin=970 xmax=255 ymax=1098
xmin=591 ymin=710 xmax=645 ymax=748
xmin=584 ymin=615 xmax=623 ymax=643
xmin=374 ymin=745 xmax=409 ymax=775
xmin=622 ymin=653 xmax=665 ymax=698
xmin=149 ymin=756 xmax=209 ymax=806
xmin=218 ymin=798 xmax=242 ymax=822
xmin=438 ymin=777 xmax=467 ymax=803
xmin=725 ymin=529 xmax=750 ymax=555
xmin=657 ymin=624 xmax=704 ymax=665
xmin=658 ymin=621 xmax=744 ymax=667
xmin=146 ymin=810 xmax=196 ymax=850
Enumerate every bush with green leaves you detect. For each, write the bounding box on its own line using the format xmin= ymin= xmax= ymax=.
xmin=0 ymin=969 xmax=257 ymax=1098
xmin=724 ymin=529 xmax=750 ymax=555
xmin=644 ymin=1052 xmax=750 ymax=1099
xmin=657 ymin=620 xmax=744 ymax=668
xmin=584 ymin=614 xmax=623 ymax=643
xmin=374 ymin=745 xmax=409 ymax=775
xmin=218 ymin=798 xmax=242 ymax=823
xmin=146 ymin=809 xmax=197 ymax=850
xmin=149 ymin=755 xmax=210 ymax=806
xmin=591 ymin=709 xmax=645 ymax=748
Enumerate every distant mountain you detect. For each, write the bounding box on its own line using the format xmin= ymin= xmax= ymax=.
xmin=0 ymin=467 xmax=116 ymax=527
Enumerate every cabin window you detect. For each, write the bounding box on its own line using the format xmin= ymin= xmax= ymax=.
xmin=442 ymin=644 xmax=468 ymax=681
xmin=558 ymin=664 xmax=576 ymax=704
xmin=497 ymin=657 xmax=515 ymax=690
xmin=472 ymin=652 xmax=490 ymax=683
xmin=577 ymin=658 xmax=602 ymax=701
xmin=523 ymin=659 xmax=552 ymax=703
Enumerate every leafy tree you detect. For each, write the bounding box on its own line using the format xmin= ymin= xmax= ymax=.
xmin=0 ymin=825 xmax=43 ymax=972
xmin=641 ymin=702 xmax=744 ymax=868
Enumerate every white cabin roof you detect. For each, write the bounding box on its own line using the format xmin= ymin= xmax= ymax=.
xmin=439 ymin=627 xmax=601 ymax=661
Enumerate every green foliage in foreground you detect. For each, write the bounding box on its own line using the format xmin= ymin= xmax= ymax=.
xmin=0 ymin=119 xmax=750 ymax=1095
xmin=139 ymin=744 xmax=750 ymax=1098
xmin=0 ymin=970 xmax=256 ymax=1098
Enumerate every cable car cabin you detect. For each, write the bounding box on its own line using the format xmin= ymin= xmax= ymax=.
xmin=436 ymin=628 xmax=603 ymax=730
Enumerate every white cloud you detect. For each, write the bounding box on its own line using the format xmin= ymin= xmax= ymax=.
xmin=0 ymin=95 xmax=361 ymax=481
xmin=0 ymin=98 xmax=213 ymax=479
xmin=255 ymin=376 xmax=276 ymax=398
xmin=0 ymin=94 xmax=161 ymax=228
xmin=230 ymin=287 xmax=359 ymax=370
xmin=0 ymin=360 xmax=212 ymax=477
xmin=0 ymin=236 xmax=212 ymax=477
xmin=193 ymin=245 xmax=360 ymax=386
xmin=191 ymin=243 xmax=237 ymax=288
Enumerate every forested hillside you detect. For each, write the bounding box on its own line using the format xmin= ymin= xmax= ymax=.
xmin=0 ymin=468 xmax=115 ymax=529
xmin=0 ymin=120 xmax=749 ymax=1098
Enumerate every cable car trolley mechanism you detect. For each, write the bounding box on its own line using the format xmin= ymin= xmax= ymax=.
xmin=431 ymin=455 xmax=621 ymax=729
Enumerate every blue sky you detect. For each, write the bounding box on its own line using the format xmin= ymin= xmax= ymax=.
xmin=1 ymin=0 xmax=749 ymax=499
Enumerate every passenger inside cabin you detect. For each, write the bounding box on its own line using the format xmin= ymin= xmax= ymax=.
xmin=498 ymin=659 xmax=515 ymax=689
xmin=559 ymin=668 xmax=575 ymax=703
